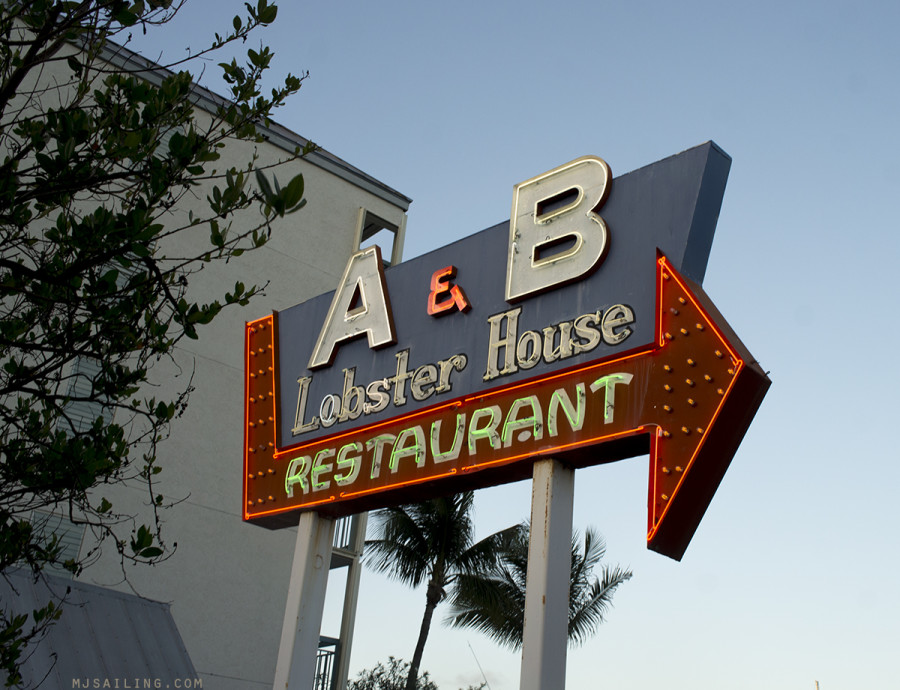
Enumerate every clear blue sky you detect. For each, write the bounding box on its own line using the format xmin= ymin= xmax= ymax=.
xmin=135 ymin=1 xmax=899 ymax=688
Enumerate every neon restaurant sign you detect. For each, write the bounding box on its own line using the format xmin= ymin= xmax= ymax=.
xmin=242 ymin=142 xmax=769 ymax=561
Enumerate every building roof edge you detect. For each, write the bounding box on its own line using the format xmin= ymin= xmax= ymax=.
xmin=98 ymin=41 xmax=412 ymax=212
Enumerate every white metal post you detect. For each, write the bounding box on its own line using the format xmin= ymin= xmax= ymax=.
xmin=274 ymin=511 xmax=335 ymax=690
xmin=520 ymin=458 xmax=575 ymax=690
xmin=333 ymin=512 xmax=368 ymax=690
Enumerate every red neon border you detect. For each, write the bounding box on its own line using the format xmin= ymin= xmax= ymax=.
xmin=645 ymin=256 xmax=744 ymax=543
xmin=243 ymin=314 xmax=278 ymax=520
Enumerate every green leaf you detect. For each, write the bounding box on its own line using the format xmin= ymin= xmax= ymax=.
xmin=286 ymin=198 xmax=307 ymax=215
xmin=255 ymin=0 xmax=278 ymax=24
xmin=67 ymin=55 xmax=83 ymax=77
xmin=255 ymin=169 xmax=274 ymax=201
xmin=130 ymin=525 xmax=153 ymax=554
xmin=282 ymin=173 xmax=304 ymax=206
xmin=209 ymin=220 xmax=224 ymax=248
xmin=154 ymin=401 xmax=173 ymax=420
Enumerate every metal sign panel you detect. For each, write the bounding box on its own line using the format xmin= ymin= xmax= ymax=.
xmin=242 ymin=142 xmax=769 ymax=560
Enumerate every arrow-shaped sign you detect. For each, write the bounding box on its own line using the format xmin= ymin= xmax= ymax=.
xmin=243 ymin=254 xmax=769 ymax=560
xmin=642 ymin=255 xmax=770 ymax=559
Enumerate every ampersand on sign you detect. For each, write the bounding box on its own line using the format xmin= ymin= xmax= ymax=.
xmin=427 ymin=265 xmax=471 ymax=316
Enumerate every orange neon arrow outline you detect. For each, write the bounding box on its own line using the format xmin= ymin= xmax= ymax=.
xmin=640 ymin=255 xmax=770 ymax=559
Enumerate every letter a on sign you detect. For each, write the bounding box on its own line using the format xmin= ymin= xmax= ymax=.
xmin=308 ymin=246 xmax=396 ymax=369
xmin=506 ymin=156 xmax=611 ymax=302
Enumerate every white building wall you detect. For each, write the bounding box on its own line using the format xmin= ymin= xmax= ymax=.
xmin=74 ymin=46 xmax=409 ymax=690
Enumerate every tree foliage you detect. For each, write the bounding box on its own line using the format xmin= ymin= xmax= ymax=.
xmin=347 ymin=657 xmax=439 ymax=690
xmin=365 ymin=493 xmax=521 ymax=690
xmin=0 ymin=0 xmax=309 ymax=684
xmin=446 ymin=523 xmax=633 ymax=650
xmin=347 ymin=657 xmax=485 ymax=690
xmin=366 ymin=494 xmax=631 ymax=687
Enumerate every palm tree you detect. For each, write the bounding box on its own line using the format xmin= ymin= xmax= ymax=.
xmin=365 ymin=492 xmax=522 ymax=690
xmin=445 ymin=522 xmax=633 ymax=650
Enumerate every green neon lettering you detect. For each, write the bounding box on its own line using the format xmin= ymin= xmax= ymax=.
xmin=366 ymin=434 xmax=396 ymax=479
xmin=390 ymin=426 xmax=427 ymax=472
xmin=285 ymin=455 xmax=311 ymax=497
xmin=501 ymin=396 xmax=543 ymax=448
xmin=431 ymin=413 xmax=467 ymax=463
xmin=548 ymin=384 xmax=586 ymax=436
xmin=590 ymin=372 xmax=634 ymax=424
xmin=468 ymin=405 xmax=502 ymax=455
xmin=334 ymin=442 xmax=363 ymax=486
xmin=311 ymin=448 xmax=335 ymax=491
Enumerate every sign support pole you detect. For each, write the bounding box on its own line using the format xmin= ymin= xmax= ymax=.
xmin=519 ymin=458 xmax=574 ymax=690
xmin=274 ymin=511 xmax=335 ymax=690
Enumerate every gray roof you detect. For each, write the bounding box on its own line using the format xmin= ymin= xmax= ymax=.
xmin=1 ymin=569 xmax=196 ymax=688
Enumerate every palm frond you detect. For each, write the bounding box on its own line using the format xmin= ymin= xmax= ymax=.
xmin=455 ymin=522 xmax=524 ymax=576
xmin=364 ymin=504 xmax=433 ymax=586
xmin=567 ymin=563 xmax=633 ymax=647
xmin=448 ymin=521 xmax=631 ymax=651
xmin=446 ymin=564 xmax=527 ymax=650
xmin=364 ymin=492 xmax=630 ymax=657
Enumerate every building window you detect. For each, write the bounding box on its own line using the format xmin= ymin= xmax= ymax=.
xmin=60 ymin=355 xmax=113 ymax=435
xmin=59 ymin=253 xmax=148 ymax=435
xmin=29 ymin=510 xmax=85 ymax=579
xmin=354 ymin=209 xmax=404 ymax=268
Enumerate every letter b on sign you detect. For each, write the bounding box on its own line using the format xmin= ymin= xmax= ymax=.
xmin=506 ymin=156 xmax=611 ymax=302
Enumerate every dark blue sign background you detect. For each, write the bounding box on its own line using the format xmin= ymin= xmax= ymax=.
xmin=275 ymin=142 xmax=731 ymax=449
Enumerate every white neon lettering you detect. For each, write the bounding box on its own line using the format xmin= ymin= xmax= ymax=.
xmin=506 ymin=156 xmax=612 ymax=302
xmin=308 ymin=246 xmax=396 ymax=369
